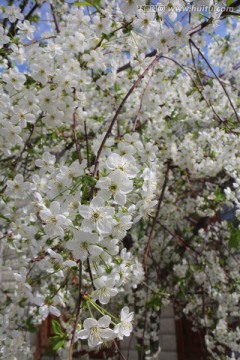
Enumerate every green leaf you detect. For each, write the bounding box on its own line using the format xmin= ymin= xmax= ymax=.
xmin=74 ymin=1 xmax=93 ymax=6
xmin=25 ymin=316 xmax=36 ymax=333
xmin=51 ymin=320 xmax=63 ymax=336
xmin=226 ymin=0 xmax=234 ymax=6
xmin=50 ymin=336 xmax=66 ymax=351
xmin=146 ymin=293 xmax=162 ymax=311
xmin=74 ymin=0 xmax=101 ymax=8
xmin=228 ymin=226 xmax=240 ymax=249
xmin=214 ymin=186 xmax=225 ymax=202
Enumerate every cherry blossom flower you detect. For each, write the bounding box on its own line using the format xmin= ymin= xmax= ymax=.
xmin=96 ymin=169 xmax=133 ymax=205
xmin=106 ymin=153 xmax=139 ymax=178
xmin=79 ymin=197 xmax=115 ymax=234
xmin=77 ymin=315 xmax=115 ymax=348
xmin=92 ymin=276 xmax=118 ymax=304
xmin=114 ymin=307 xmax=134 ymax=340
xmin=66 ymin=230 xmax=102 ymax=261
xmin=39 ymin=201 xmax=72 ymax=237
xmin=2 ymin=5 xmax=24 ymax=23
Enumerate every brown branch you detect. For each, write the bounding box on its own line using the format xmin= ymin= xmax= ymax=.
xmin=72 ymin=88 xmax=82 ymax=164
xmin=87 ymin=257 xmax=96 ymax=290
xmin=161 ymin=55 xmax=226 ymax=126
xmin=132 ymin=69 xmax=155 ymax=131
xmin=23 ymin=36 xmax=56 ymax=47
xmin=157 ymin=220 xmax=201 ymax=257
xmin=190 ymin=39 xmax=240 ymax=124
xmin=184 ymin=64 xmax=238 ymax=90
xmin=93 ymin=54 xmax=162 ymax=177
xmin=50 ymin=4 xmax=60 ymax=34
xmin=84 ymin=120 xmax=90 ymax=167
xmin=143 ymin=160 xmax=171 ymax=270
xmin=69 ymin=260 xmax=82 ymax=360
xmin=12 ymin=112 xmax=44 ymax=168
xmin=113 ymin=340 xmax=127 ymax=360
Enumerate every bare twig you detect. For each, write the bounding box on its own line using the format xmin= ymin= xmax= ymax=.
xmin=132 ymin=69 xmax=155 ymax=131
xmin=50 ymin=4 xmax=60 ymax=34
xmin=157 ymin=220 xmax=201 ymax=257
xmin=190 ymin=39 xmax=240 ymax=123
xmin=113 ymin=340 xmax=127 ymax=360
xmin=87 ymin=257 xmax=96 ymax=290
xmin=69 ymin=261 xmax=82 ymax=360
xmin=93 ymin=54 xmax=162 ymax=177
xmin=12 ymin=112 xmax=44 ymax=168
xmin=72 ymin=88 xmax=82 ymax=164
xmin=161 ymin=55 xmax=231 ymax=128
xmin=23 ymin=36 xmax=56 ymax=47
xmin=84 ymin=120 xmax=90 ymax=167
xmin=143 ymin=160 xmax=171 ymax=270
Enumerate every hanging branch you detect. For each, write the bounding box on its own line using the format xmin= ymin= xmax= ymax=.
xmin=84 ymin=120 xmax=90 ymax=167
xmin=157 ymin=220 xmax=201 ymax=257
xmin=190 ymin=39 xmax=240 ymax=124
xmin=143 ymin=160 xmax=171 ymax=270
xmin=161 ymin=55 xmax=227 ymax=127
xmin=69 ymin=260 xmax=83 ymax=360
xmin=132 ymin=69 xmax=155 ymax=131
xmin=113 ymin=340 xmax=127 ymax=360
xmin=72 ymin=88 xmax=82 ymax=164
xmin=93 ymin=54 xmax=162 ymax=177
xmin=50 ymin=3 xmax=60 ymax=34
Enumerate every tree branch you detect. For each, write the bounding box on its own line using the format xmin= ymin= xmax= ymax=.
xmin=143 ymin=160 xmax=171 ymax=270
xmin=93 ymin=54 xmax=162 ymax=177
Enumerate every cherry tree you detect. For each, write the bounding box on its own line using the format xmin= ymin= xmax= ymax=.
xmin=0 ymin=0 xmax=240 ymax=359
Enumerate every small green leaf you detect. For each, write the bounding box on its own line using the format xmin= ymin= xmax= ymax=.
xmin=74 ymin=0 xmax=101 ymax=8
xmin=214 ymin=186 xmax=225 ymax=202
xmin=229 ymin=227 xmax=240 ymax=249
xmin=51 ymin=320 xmax=63 ymax=336
xmin=74 ymin=1 xmax=93 ymax=6
xmin=50 ymin=336 xmax=66 ymax=351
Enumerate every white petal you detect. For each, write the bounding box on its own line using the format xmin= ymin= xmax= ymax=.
xmin=114 ymin=192 xmax=126 ymax=206
xmin=66 ymin=239 xmax=77 ymax=251
xmin=39 ymin=305 xmax=49 ymax=318
xmin=49 ymin=305 xmax=61 ymax=317
xmin=91 ymin=196 xmax=105 ymax=207
xmin=97 ymin=220 xmax=112 ymax=234
xmin=99 ymin=328 xmax=116 ymax=339
xmin=83 ymin=318 xmax=98 ymax=330
xmin=98 ymin=315 xmax=111 ymax=328
xmin=168 ymin=11 xmax=177 ymax=22
xmin=50 ymin=201 xmax=60 ymax=215
xmin=79 ymin=205 xmax=90 ymax=219
xmin=63 ymin=260 xmax=77 ymax=267
xmin=77 ymin=329 xmax=89 ymax=339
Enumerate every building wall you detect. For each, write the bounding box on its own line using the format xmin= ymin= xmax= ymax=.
xmin=120 ymin=306 xmax=177 ymax=360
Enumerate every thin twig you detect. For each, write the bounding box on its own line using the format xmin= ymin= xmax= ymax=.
xmin=132 ymin=69 xmax=155 ymax=131
xmin=190 ymin=39 xmax=240 ymax=124
xmin=87 ymin=257 xmax=96 ymax=290
xmin=23 ymin=36 xmax=56 ymax=47
xmin=50 ymin=4 xmax=60 ymax=34
xmin=143 ymin=160 xmax=171 ymax=270
xmin=161 ymin=55 xmax=228 ymax=127
xmin=12 ymin=112 xmax=44 ymax=168
xmin=93 ymin=54 xmax=162 ymax=177
xmin=72 ymin=88 xmax=82 ymax=164
xmin=69 ymin=260 xmax=82 ymax=360
xmin=84 ymin=120 xmax=90 ymax=167
xmin=156 ymin=220 xmax=201 ymax=257
xmin=113 ymin=339 xmax=127 ymax=360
